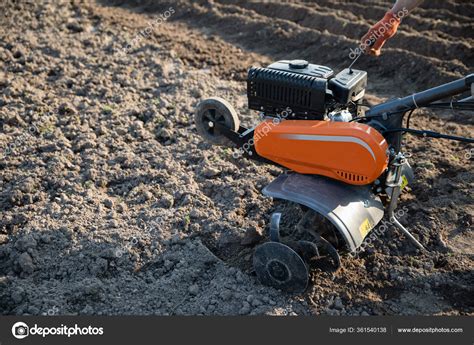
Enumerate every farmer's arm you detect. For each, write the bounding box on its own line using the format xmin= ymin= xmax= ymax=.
xmin=361 ymin=0 xmax=423 ymax=56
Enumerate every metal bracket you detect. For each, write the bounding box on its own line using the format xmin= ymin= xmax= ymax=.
xmin=386 ymin=153 xmax=426 ymax=252
xmin=213 ymin=122 xmax=274 ymax=163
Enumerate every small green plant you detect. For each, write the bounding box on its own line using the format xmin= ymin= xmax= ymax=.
xmin=220 ymin=148 xmax=232 ymax=159
xmin=102 ymin=104 xmax=114 ymax=115
xmin=154 ymin=115 xmax=165 ymax=126
xmin=184 ymin=214 xmax=191 ymax=226
xmin=38 ymin=122 xmax=55 ymax=135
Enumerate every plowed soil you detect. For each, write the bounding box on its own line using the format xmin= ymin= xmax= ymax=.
xmin=0 ymin=0 xmax=472 ymax=316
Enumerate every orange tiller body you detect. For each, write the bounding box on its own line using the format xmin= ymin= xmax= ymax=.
xmin=254 ymin=120 xmax=389 ymax=185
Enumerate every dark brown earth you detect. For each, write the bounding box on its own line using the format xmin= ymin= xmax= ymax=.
xmin=0 ymin=0 xmax=472 ymax=316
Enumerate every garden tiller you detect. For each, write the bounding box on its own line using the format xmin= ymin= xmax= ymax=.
xmin=194 ymin=59 xmax=474 ymax=293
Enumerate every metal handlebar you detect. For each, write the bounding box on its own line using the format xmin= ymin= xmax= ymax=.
xmin=366 ymin=74 xmax=474 ymax=117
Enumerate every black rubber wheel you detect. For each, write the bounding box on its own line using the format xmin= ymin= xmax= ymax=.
xmin=253 ymin=242 xmax=308 ymax=294
xmin=194 ymin=97 xmax=240 ymax=146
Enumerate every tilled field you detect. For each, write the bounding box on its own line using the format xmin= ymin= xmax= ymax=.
xmin=0 ymin=0 xmax=472 ymax=316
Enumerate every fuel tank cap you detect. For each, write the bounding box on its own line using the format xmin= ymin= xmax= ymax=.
xmin=289 ymin=59 xmax=309 ymax=69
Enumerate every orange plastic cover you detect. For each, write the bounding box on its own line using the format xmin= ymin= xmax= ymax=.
xmin=254 ymin=120 xmax=388 ymax=185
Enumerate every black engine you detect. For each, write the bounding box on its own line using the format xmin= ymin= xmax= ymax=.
xmin=247 ymin=59 xmax=367 ymax=120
